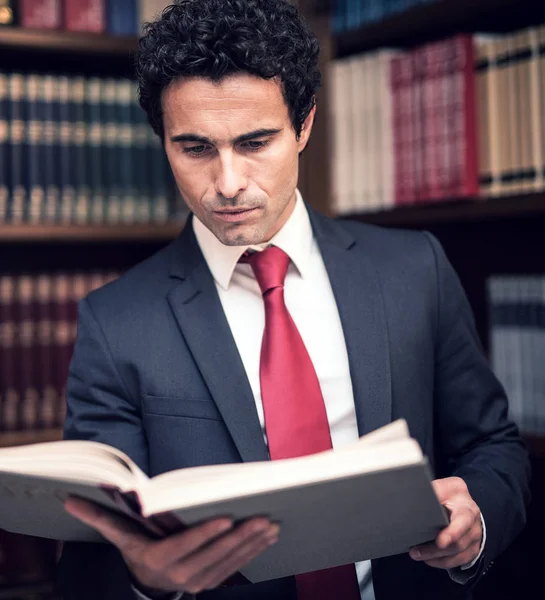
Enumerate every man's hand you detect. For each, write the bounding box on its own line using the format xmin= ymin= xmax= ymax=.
xmin=64 ymin=497 xmax=279 ymax=595
xmin=409 ymin=477 xmax=482 ymax=570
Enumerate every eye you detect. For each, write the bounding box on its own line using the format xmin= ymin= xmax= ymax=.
xmin=242 ymin=140 xmax=269 ymax=151
xmin=183 ymin=145 xmax=211 ymax=156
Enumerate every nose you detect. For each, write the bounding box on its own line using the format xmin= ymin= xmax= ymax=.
xmin=214 ymin=153 xmax=248 ymax=199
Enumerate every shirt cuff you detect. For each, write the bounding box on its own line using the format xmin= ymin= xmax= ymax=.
xmin=131 ymin=584 xmax=184 ymax=600
xmin=448 ymin=512 xmax=486 ymax=584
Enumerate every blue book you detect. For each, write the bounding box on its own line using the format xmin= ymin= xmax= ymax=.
xmin=0 ymin=73 xmax=9 ymax=223
xmin=107 ymin=0 xmax=139 ymax=36
xmin=8 ymin=73 xmax=25 ymax=224
xmin=43 ymin=75 xmax=60 ymax=224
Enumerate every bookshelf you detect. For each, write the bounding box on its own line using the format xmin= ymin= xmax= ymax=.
xmin=345 ymin=192 xmax=545 ymax=227
xmin=0 ymin=27 xmax=138 ymax=56
xmin=335 ymin=0 xmax=545 ymax=58
xmin=0 ymin=223 xmax=184 ymax=243
xmin=0 ymin=429 xmax=63 ymax=448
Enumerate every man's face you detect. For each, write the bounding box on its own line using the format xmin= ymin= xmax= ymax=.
xmin=162 ymin=74 xmax=315 ymax=246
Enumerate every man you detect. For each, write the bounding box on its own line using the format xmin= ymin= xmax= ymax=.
xmin=57 ymin=1 xmax=530 ymax=599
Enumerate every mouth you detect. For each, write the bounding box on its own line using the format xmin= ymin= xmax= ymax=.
xmin=213 ymin=207 xmax=260 ymax=222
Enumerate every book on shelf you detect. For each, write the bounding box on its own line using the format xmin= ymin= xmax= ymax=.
xmin=0 ymin=419 xmax=448 ymax=583
xmin=487 ymin=274 xmax=545 ymax=437
xmin=328 ymin=22 xmax=545 ymax=216
xmin=0 ymin=271 xmax=120 ymax=433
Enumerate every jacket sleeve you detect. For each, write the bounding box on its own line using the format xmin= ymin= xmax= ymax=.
xmin=57 ymin=297 xmax=149 ymax=600
xmin=424 ymin=232 xmax=531 ymax=582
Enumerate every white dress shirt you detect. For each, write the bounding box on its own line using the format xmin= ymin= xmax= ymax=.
xmin=135 ymin=190 xmax=484 ymax=600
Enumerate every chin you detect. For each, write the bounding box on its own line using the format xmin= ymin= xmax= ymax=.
xmin=216 ymin=224 xmax=268 ymax=247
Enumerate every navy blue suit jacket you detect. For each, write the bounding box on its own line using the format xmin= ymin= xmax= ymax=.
xmin=57 ymin=209 xmax=530 ymax=600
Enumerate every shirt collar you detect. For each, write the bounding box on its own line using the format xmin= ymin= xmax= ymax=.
xmin=193 ymin=189 xmax=313 ymax=290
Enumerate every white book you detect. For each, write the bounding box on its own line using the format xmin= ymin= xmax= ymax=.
xmin=0 ymin=420 xmax=447 ymax=583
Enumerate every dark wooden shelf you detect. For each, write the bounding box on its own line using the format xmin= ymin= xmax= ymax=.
xmin=0 ymin=26 xmax=138 ymax=56
xmin=0 ymin=429 xmax=63 ymax=448
xmin=341 ymin=192 xmax=545 ymax=228
xmin=334 ymin=0 xmax=545 ymax=58
xmin=0 ymin=222 xmax=185 ymax=243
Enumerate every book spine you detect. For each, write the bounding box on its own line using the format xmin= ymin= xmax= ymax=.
xmin=26 ymin=74 xmax=45 ymax=224
xmin=35 ymin=274 xmax=58 ymax=429
xmin=0 ymin=72 xmax=8 ymax=223
xmin=0 ymin=276 xmax=19 ymax=431
xmin=529 ymin=27 xmax=544 ymax=192
xmin=540 ymin=26 xmax=545 ymax=187
xmin=379 ymin=51 xmax=396 ymax=209
xmin=390 ymin=55 xmax=405 ymax=206
xmin=86 ymin=78 xmax=105 ymax=224
xmin=63 ymin=0 xmax=105 ymax=33
xmin=455 ymin=34 xmax=478 ymax=198
xmin=516 ymin=30 xmax=534 ymax=193
xmin=58 ymin=76 xmax=75 ymax=224
xmin=8 ymin=73 xmax=26 ymax=224
xmin=107 ymin=0 xmax=138 ymax=36
xmin=52 ymin=273 xmax=71 ymax=426
xmin=117 ymin=79 xmax=136 ymax=223
xmin=71 ymin=77 xmax=90 ymax=224
xmin=412 ymin=46 xmax=427 ymax=203
xmin=17 ymin=275 xmax=41 ymax=430
xmin=102 ymin=78 xmax=122 ymax=224
xmin=475 ymin=36 xmax=492 ymax=197
xmin=19 ymin=0 xmax=61 ymax=29
xmin=43 ymin=74 xmax=59 ymax=223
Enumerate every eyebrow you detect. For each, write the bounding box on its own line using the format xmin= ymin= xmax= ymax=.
xmin=170 ymin=128 xmax=282 ymax=145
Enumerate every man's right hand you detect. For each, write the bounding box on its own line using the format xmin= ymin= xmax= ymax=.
xmin=64 ymin=497 xmax=280 ymax=596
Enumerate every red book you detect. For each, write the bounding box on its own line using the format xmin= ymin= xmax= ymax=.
xmin=52 ymin=273 xmax=72 ymax=427
xmin=445 ymin=35 xmax=479 ymax=198
xmin=63 ymin=0 xmax=105 ymax=33
xmin=16 ymin=275 xmax=40 ymax=431
xmin=412 ymin=46 xmax=427 ymax=203
xmin=35 ymin=274 xmax=58 ymax=430
xmin=19 ymin=0 xmax=61 ymax=29
xmin=0 ymin=276 xmax=19 ymax=431
xmin=425 ymin=40 xmax=450 ymax=202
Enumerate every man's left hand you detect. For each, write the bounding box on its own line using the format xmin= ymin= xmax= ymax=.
xmin=409 ymin=477 xmax=482 ymax=570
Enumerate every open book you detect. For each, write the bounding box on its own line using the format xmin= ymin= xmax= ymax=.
xmin=0 ymin=420 xmax=447 ymax=582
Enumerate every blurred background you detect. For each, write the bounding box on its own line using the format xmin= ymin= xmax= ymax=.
xmin=0 ymin=0 xmax=544 ymax=598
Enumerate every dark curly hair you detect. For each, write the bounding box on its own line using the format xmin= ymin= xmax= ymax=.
xmin=135 ymin=0 xmax=322 ymax=141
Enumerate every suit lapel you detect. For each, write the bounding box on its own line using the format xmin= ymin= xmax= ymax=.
xmin=309 ymin=210 xmax=393 ymax=436
xmin=166 ymin=221 xmax=268 ymax=463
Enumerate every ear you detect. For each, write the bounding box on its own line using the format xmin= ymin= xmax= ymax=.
xmin=297 ymin=103 xmax=316 ymax=153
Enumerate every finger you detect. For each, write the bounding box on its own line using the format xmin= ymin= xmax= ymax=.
xmin=202 ymin=530 xmax=278 ymax=590
xmin=179 ymin=519 xmax=277 ymax=576
xmin=185 ymin=526 xmax=279 ymax=593
xmin=411 ymin=521 xmax=480 ymax=562
xmin=64 ymin=497 xmax=147 ymax=550
xmin=423 ymin=540 xmax=481 ymax=570
xmin=435 ymin=505 xmax=478 ymax=550
xmin=151 ymin=518 xmax=235 ymax=567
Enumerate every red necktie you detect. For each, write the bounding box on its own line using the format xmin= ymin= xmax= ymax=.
xmin=243 ymin=246 xmax=361 ymax=600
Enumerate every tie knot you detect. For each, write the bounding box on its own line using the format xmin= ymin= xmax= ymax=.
xmin=241 ymin=246 xmax=290 ymax=295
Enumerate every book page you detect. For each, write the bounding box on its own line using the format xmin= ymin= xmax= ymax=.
xmin=140 ymin=422 xmax=422 ymax=516
xmin=0 ymin=440 xmax=147 ymax=491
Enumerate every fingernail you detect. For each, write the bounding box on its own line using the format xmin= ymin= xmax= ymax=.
xmin=410 ymin=549 xmax=420 ymax=560
xmin=252 ymin=521 xmax=270 ymax=533
xmin=217 ymin=520 xmax=233 ymax=532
